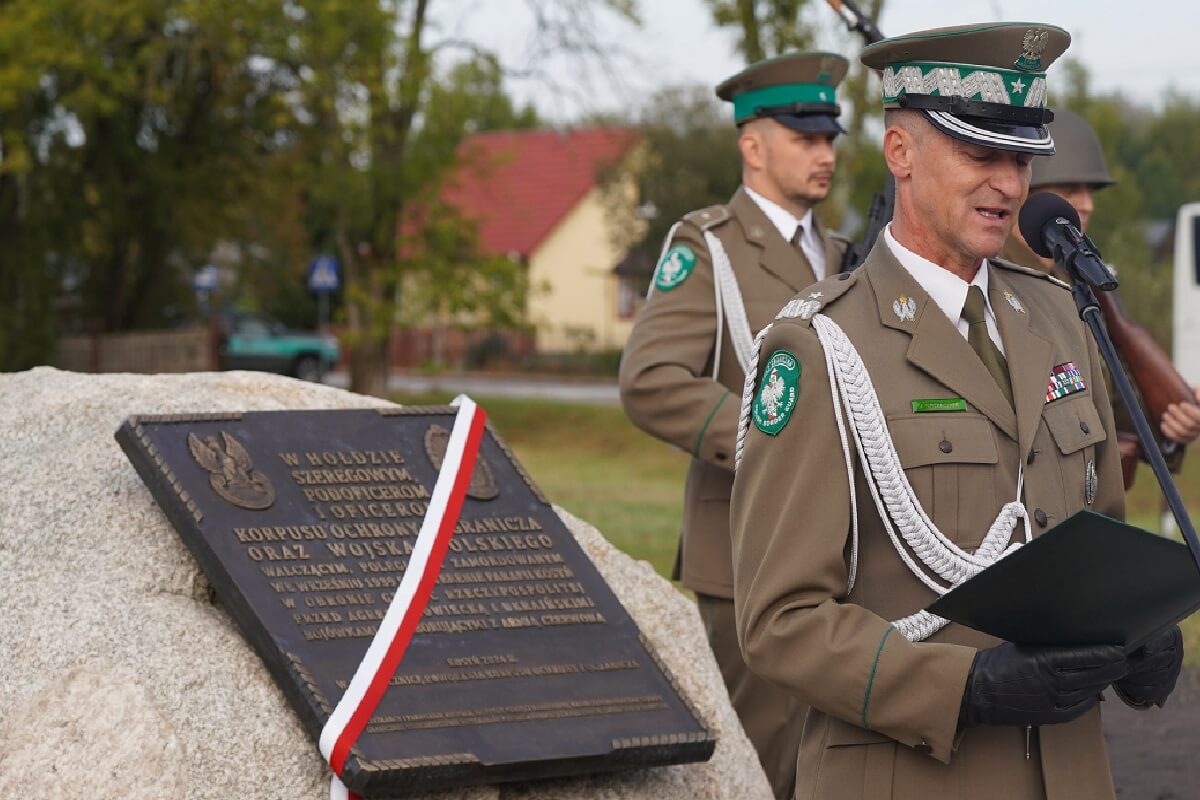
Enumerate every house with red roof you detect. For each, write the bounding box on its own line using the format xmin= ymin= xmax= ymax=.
xmin=441 ymin=126 xmax=644 ymax=354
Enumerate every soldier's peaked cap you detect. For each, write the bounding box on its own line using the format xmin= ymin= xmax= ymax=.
xmin=716 ymin=51 xmax=849 ymax=135
xmin=862 ymin=22 xmax=1071 ymax=155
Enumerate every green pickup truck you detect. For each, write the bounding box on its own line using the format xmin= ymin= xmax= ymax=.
xmin=217 ymin=312 xmax=340 ymax=382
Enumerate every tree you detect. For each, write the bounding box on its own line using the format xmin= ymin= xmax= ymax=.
xmin=0 ymin=0 xmax=634 ymax=381
xmin=241 ymin=55 xmax=540 ymax=333
xmin=600 ymin=85 xmax=740 ymax=275
xmin=824 ymin=0 xmax=885 ymax=236
xmin=0 ymin=0 xmax=299 ymax=339
xmin=703 ymin=0 xmax=815 ymax=63
xmin=289 ymin=0 xmax=639 ymax=396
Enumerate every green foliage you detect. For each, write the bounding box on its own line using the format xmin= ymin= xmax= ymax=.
xmin=0 ymin=0 xmax=301 ymax=338
xmin=0 ymin=0 xmax=623 ymax=378
xmin=703 ymin=0 xmax=815 ymax=62
xmin=602 ymin=86 xmax=740 ymax=261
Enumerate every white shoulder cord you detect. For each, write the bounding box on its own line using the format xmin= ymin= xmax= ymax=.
xmin=733 ymin=301 xmax=861 ymax=596
xmin=810 ymin=313 xmax=1032 ymax=641
xmin=645 ymin=223 xmax=753 ymax=382
xmin=705 ymin=231 xmax=754 ymax=378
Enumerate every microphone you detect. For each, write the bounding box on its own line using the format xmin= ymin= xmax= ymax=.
xmin=1017 ymin=192 xmax=1118 ymax=291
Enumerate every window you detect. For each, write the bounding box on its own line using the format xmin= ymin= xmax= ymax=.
xmin=617 ymin=275 xmax=642 ymax=320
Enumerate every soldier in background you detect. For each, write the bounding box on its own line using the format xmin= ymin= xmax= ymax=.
xmin=1003 ymin=109 xmax=1200 ymax=461
xmin=618 ymin=51 xmax=849 ymax=799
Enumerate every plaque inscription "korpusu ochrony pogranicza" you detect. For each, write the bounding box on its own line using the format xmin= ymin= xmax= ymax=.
xmin=115 ymin=408 xmax=713 ymax=797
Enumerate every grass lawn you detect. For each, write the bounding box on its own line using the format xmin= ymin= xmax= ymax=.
xmin=393 ymin=390 xmax=1200 ymax=663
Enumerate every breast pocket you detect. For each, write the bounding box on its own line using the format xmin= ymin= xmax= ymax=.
xmin=1043 ymin=396 xmax=1107 ymax=509
xmin=887 ymin=413 xmax=999 ymax=548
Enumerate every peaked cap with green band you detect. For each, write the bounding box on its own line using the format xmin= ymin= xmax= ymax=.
xmin=862 ymin=22 xmax=1071 ymax=155
xmin=716 ymin=51 xmax=849 ymax=135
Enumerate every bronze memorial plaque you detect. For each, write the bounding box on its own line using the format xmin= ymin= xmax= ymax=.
xmin=116 ymin=408 xmax=713 ymax=796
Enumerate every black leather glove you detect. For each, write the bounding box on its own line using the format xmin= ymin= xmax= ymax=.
xmin=959 ymin=642 xmax=1128 ymax=729
xmin=1114 ymin=626 xmax=1184 ymax=709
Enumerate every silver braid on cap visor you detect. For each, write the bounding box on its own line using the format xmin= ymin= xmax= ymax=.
xmin=924 ymin=110 xmax=1055 ymax=154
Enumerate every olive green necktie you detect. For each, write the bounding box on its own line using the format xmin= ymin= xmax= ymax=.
xmin=962 ymin=286 xmax=1014 ymax=407
xmin=790 ymin=225 xmax=806 ymax=254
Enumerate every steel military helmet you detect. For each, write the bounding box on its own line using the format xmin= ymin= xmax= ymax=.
xmin=1030 ymin=108 xmax=1116 ymax=189
xmin=862 ymin=22 xmax=1071 ymax=155
xmin=716 ymin=51 xmax=849 ymax=135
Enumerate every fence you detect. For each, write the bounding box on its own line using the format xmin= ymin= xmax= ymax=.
xmin=56 ymin=326 xmax=215 ymax=373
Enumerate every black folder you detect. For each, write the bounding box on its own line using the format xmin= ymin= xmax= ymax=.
xmin=926 ymin=510 xmax=1200 ymax=650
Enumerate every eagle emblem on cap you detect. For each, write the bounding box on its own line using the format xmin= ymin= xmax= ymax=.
xmin=818 ymin=55 xmax=839 ymax=84
xmin=1015 ymin=28 xmax=1050 ymax=72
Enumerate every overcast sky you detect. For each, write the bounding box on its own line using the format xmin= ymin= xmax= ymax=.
xmin=434 ymin=0 xmax=1200 ymax=121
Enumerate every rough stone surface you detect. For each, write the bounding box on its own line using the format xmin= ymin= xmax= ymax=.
xmin=0 ymin=368 xmax=770 ymax=800
xmin=0 ymin=667 xmax=186 ymax=800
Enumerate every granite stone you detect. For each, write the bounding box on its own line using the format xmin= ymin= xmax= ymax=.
xmin=0 ymin=367 xmax=771 ymax=800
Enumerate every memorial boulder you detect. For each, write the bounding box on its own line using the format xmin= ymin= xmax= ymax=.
xmin=0 ymin=368 xmax=771 ymax=800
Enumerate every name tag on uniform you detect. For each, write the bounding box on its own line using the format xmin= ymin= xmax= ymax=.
xmin=911 ymin=398 xmax=967 ymax=413
xmin=1045 ymin=361 xmax=1087 ymax=403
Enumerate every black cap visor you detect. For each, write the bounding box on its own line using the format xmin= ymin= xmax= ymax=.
xmin=741 ymin=101 xmax=843 ymax=135
xmin=922 ymin=110 xmax=1055 ymax=155
xmin=772 ymin=112 xmax=845 ymax=135
xmin=896 ymin=93 xmax=1055 ymax=154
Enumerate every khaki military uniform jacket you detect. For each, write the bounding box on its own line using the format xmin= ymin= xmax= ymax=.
xmin=620 ymin=186 xmax=846 ymax=597
xmin=1002 ymin=234 xmax=1186 ymax=474
xmin=732 ymin=242 xmax=1125 ymax=800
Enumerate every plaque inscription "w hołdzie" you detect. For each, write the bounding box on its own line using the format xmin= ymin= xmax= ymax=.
xmin=116 ymin=407 xmax=713 ymax=797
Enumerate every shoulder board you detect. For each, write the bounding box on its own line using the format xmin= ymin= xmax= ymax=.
xmin=774 ymin=270 xmax=860 ymax=325
xmin=828 ymin=230 xmax=852 ymax=244
xmin=682 ymin=204 xmax=731 ymax=231
xmin=990 ymin=257 xmax=1070 ymax=289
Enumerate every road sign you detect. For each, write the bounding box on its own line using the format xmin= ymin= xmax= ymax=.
xmin=307 ymin=255 xmax=340 ymax=293
xmin=194 ymin=264 xmax=219 ymax=292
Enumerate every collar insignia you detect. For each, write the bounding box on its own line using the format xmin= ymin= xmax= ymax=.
xmin=893 ymin=295 xmax=917 ymax=322
xmin=1004 ymin=290 xmax=1025 ymax=313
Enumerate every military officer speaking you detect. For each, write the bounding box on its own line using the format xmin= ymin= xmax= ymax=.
xmin=731 ymin=23 xmax=1183 ymax=800
xmin=618 ymin=51 xmax=849 ymax=798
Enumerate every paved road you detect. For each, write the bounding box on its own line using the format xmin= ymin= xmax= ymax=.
xmin=325 ymin=372 xmax=619 ymax=405
xmin=1104 ymin=668 xmax=1200 ymax=798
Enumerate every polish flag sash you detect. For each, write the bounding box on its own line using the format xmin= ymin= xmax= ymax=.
xmin=319 ymin=398 xmax=487 ymax=800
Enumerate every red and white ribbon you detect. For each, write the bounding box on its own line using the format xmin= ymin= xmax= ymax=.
xmin=321 ymin=397 xmax=487 ymax=800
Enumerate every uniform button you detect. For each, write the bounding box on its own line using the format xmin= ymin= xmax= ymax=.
xmin=1027 ymin=448 xmax=1038 ymax=465
xmin=715 ymin=451 xmax=728 ymax=462
xmin=1080 ymin=420 xmax=1090 ymax=434
xmin=1035 ymin=508 xmax=1048 ymax=527
xmin=939 ymin=440 xmax=953 ymax=454
xmin=839 ymin=271 xmax=851 ymax=281
xmin=915 ymin=740 xmax=932 ymax=755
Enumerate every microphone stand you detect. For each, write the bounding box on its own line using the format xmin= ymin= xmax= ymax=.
xmin=1063 ymin=255 xmax=1200 ymax=575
